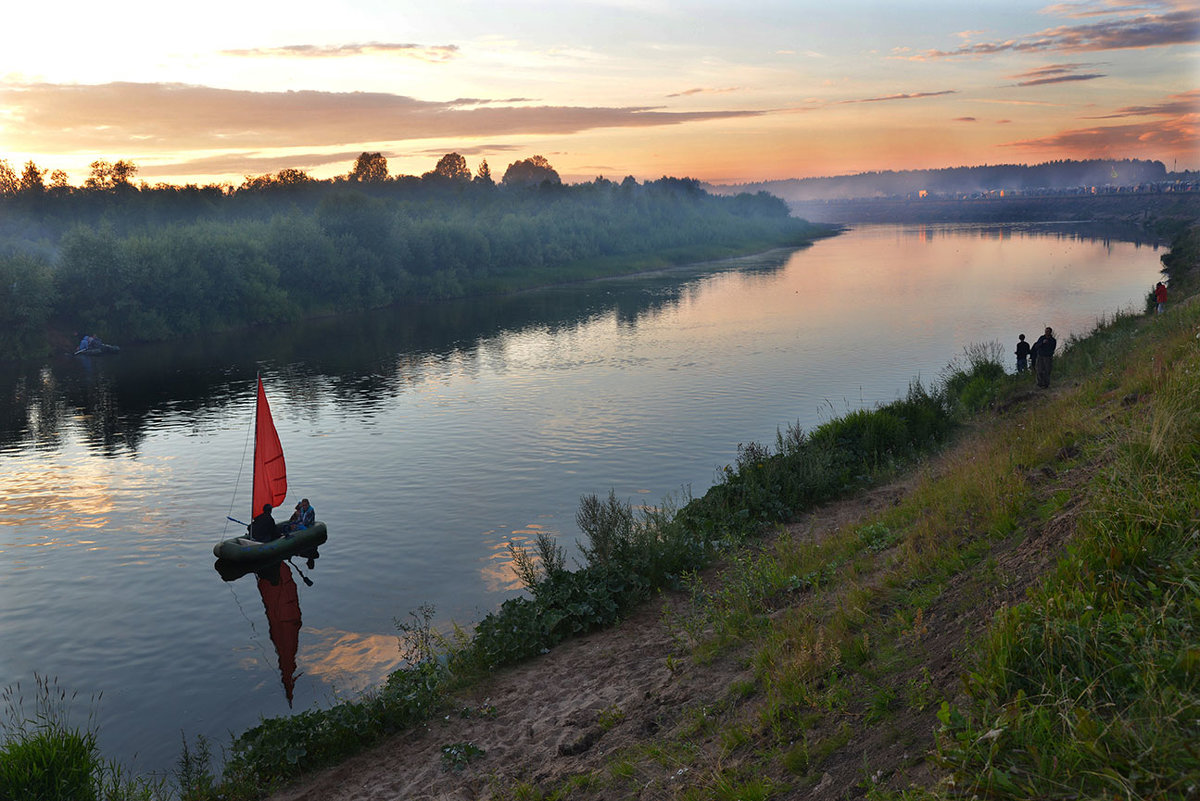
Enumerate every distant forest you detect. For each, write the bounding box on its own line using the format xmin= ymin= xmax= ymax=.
xmin=715 ymin=158 xmax=1181 ymax=202
xmin=0 ymin=153 xmax=826 ymax=359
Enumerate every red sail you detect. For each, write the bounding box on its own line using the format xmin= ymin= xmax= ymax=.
xmin=251 ymin=376 xmax=288 ymax=519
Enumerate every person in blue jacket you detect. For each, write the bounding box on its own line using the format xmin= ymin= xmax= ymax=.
xmin=285 ymin=498 xmax=315 ymax=531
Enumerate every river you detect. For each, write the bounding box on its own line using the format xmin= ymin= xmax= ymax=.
xmin=0 ymin=222 xmax=1165 ymax=776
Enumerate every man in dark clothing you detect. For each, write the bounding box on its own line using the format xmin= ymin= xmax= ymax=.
xmin=1033 ymin=327 xmax=1056 ymax=388
xmin=1015 ymin=334 xmax=1031 ymax=373
xmin=249 ymin=503 xmax=278 ymax=542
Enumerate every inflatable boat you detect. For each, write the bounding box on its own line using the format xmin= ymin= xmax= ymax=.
xmin=213 ymin=522 xmax=328 ymax=562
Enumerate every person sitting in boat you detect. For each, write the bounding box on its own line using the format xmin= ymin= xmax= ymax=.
xmin=285 ymin=498 xmax=315 ymax=531
xmin=248 ymin=503 xmax=279 ymax=543
xmin=76 ymin=333 xmax=104 ymax=352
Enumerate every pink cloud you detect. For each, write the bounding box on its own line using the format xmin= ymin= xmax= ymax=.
xmin=0 ymin=82 xmax=767 ymax=153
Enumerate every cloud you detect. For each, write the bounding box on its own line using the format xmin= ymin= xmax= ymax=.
xmin=0 ymin=82 xmax=767 ymax=154
xmin=136 ymin=151 xmax=366 ymax=180
xmin=954 ymin=116 xmax=978 ymax=122
xmin=909 ymin=8 xmax=1199 ymax=58
xmin=999 ymin=114 xmax=1197 ymax=154
xmin=1082 ymin=88 xmax=1200 ymax=117
xmin=999 ymin=90 xmax=1198 ymax=154
xmin=1038 ymin=1 xmax=1167 ymax=20
xmin=1006 ymin=62 xmax=1108 ymax=86
xmin=222 ymin=42 xmax=460 ymax=63
xmin=665 ymin=87 xmax=742 ymax=98
xmin=838 ymin=90 xmax=957 ymax=104
xmin=135 ymin=143 xmax=536 ymax=181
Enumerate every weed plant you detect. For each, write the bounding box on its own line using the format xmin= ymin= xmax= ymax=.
xmin=0 ymin=675 xmax=165 ymax=801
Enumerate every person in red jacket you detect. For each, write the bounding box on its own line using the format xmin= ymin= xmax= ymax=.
xmin=1155 ymin=282 xmax=1168 ymax=314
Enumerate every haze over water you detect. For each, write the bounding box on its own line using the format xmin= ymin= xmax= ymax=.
xmin=0 ymin=222 xmax=1166 ymax=776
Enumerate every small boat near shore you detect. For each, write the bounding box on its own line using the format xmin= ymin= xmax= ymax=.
xmin=74 ymin=343 xmax=121 ymax=356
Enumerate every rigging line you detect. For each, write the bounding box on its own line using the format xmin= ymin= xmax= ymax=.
xmin=220 ymin=379 xmax=258 ymax=543
xmin=224 ymin=581 xmax=274 ymax=669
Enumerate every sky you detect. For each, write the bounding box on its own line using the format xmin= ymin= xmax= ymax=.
xmin=1 ymin=0 xmax=1197 ymax=187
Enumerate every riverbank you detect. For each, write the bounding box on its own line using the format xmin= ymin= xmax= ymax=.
xmin=249 ymin=225 xmax=1199 ymax=800
xmin=2 ymin=222 xmax=1194 ymax=800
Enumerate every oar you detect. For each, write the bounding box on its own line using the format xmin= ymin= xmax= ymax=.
xmin=287 ymin=558 xmax=314 ymax=587
xmin=227 ymin=516 xmax=249 ymax=527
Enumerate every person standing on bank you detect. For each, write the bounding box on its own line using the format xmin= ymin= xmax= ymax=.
xmin=1155 ymin=281 xmax=1168 ymax=314
xmin=1015 ymin=334 xmax=1031 ymax=373
xmin=1033 ymin=327 xmax=1056 ymax=389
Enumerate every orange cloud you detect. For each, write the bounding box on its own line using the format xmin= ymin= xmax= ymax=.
xmin=837 ymin=90 xmax=957 ymax=104
xmin=665 ymin=87 xmax=742 ymax=98
xmin=222 ymin=42 xmax=460 ymax=62
xmin=0 ymin=82 xmax=768 ymax=153
xmin=1083 ymin=88 xmax=1200 ymax=117
xmin=999 ymin=113 xmax=1198 ymax=155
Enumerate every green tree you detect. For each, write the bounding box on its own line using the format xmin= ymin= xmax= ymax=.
xmin=424 ymin=153 xmax=471 ymax=183
xmin=474 ymin=159 xmax=494 ymax=186
xmin=348 ymin=152 xmax=389 ymax=183
xmin=501 ymin=155 xmax=560 ymax=188
xmin=274 ymin=168 xmax=312 ymax=186
xmin=0 ymin=252 xmax=57 ymax=355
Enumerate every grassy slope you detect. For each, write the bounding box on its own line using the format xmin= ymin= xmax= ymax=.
xmin=467 ymin=240 xmax=1200 ymax=799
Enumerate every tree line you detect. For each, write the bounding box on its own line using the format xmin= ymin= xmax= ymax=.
xmin=0 ymin=153 xmax=823 ymax=358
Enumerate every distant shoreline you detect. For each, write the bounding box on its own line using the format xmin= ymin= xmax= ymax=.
xmin=786 ymin=190 xmax=1199 ymax=226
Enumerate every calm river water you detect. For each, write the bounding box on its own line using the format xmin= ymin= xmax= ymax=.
xmin=0 ymin=222 xmax=1165 ymax=776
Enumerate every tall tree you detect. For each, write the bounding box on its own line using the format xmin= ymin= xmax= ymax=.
xmin=474 ymin=159 xmax=494 ymax=186
xmin=110 ymin=160 xmax=138 ymax=189
xmin=424 ymin=152 xmax=471 ymax=183
xmin=275 ymin=168 xmax=313 ymax=186
xmin=501 ymin=156 xmax=561 ymax=188
xmin=349 ymin=152 xmax=389 ymax=183
xmin=19 ymin=161 xmax=47 ymax=195
xmin=0 ymin=159 xmax=17 ymax=195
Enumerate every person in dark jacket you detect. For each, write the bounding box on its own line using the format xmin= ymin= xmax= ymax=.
xmin=1033 ymin=327 xmax=1056 ymax=388
xmin=249 ymin=504 xmax=278 ymax=542
xmin=1015 ymin=334 xmax=1031 ymax=373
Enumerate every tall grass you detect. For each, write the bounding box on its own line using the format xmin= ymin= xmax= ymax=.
xmin=932 ymin=304 xmax=1200 ymax=799
xmin=0 ymin=675 xmax=165 ymax=801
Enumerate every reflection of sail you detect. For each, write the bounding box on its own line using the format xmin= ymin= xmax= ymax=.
xmin=256 ymin=562 xmax=302 ymax=707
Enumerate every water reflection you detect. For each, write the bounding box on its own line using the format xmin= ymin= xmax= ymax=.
xmin=0 ymin=249 xmax=797 ymax=456
xmin=215 ymin=545 xmax=323 ymax=707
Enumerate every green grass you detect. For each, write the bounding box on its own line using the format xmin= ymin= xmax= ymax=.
xmin=8 ymin=222 xmax=1197 ymax=800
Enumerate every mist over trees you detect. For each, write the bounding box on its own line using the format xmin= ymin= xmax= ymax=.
xmin=0 ymin=152 xmax=822 ymax=358
xmin=717 ymin=159 xmax=1174 ymax=202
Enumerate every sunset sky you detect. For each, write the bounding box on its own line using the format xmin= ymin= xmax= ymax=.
xmin=1 ymin=0 xmax=1197 ymax=187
